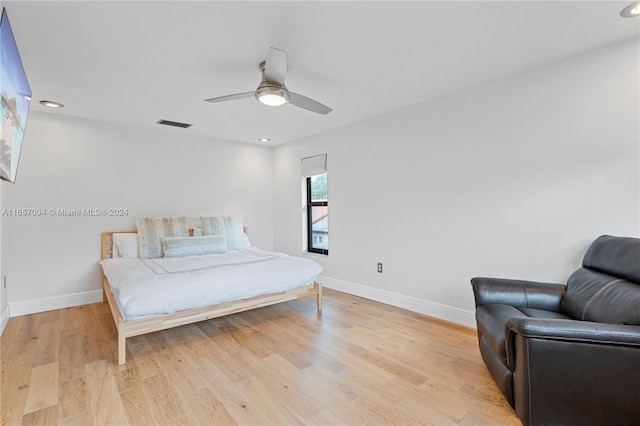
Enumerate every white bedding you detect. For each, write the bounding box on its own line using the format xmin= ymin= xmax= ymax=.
xmin=100 ymin=247 xmax=323 ymax=321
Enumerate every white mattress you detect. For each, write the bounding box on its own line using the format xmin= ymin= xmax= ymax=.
xmin=100 ymin=247 xmax=323 ymax=321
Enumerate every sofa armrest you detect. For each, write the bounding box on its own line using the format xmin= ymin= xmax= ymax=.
xmin=471 ymin=277 xmax=566 ymax=311
xmin=505 ymin=317 xmax=640 ymax=370
xmin=505 ymin=318 xmax=640 ymax=425
xmin=506 ymin=317 xmax=640 ymax=346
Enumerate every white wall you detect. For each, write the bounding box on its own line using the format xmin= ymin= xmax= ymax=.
xmin=6 ymin=112 xmax=274 ymax=315
xmin=4 ymin=38 xmax=638 ymax=327
xmin=273 ymin=39 xmax=640 ymax=327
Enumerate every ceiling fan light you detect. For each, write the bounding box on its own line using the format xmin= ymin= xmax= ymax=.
xmin=620 ymin=1 xmax=640 ymax=17
xmin=257 ymin=93 xmax=287 ymax=106
xmin=255 ymin=85 xmax=290 ymax=107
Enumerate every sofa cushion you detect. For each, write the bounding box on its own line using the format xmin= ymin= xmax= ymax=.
xmin=516 ymin=308 xmax=572 ymax=320
xmin=583 ymin=235 xmax=640 ymax=284
xmin=476 ymin=304 xmax=571 ymax=365
xmin=561 ymin=268 xmax=640 ymax=324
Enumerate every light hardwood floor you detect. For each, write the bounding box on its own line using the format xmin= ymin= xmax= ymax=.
xmin=1 ymin=289 xmax=520 ymax=425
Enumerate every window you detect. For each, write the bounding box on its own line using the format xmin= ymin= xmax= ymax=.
xmin=307 ymin=173 xmax=328 ymax=254
xmin=301 ymin=154 xmax=328 ymax=255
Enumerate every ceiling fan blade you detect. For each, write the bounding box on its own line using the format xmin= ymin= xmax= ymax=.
xmin=289 ymin=92 xmax=332 ymax=115
xmin=264 ymin=47 xmax=287 ymax=85
xmin=204 ymin=91 xmax=255 ymax=103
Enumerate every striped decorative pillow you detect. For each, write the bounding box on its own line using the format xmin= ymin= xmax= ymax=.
xmin=136 ymin=217 xmax=188 ymax=258
xmin=201 ymin=215 xmax=250 ymax=250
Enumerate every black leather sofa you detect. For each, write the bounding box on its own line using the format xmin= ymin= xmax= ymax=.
xmin=471 ymin=235 xmax=640 ymax=426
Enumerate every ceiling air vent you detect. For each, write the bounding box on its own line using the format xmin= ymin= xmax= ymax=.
xmin=157 ymin=119 xmax=192 ymax=129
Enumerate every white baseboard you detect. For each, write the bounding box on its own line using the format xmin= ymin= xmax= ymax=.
xmin=9 ymin=290 xmax=104 ymax=317
xmin=5 ymin=278 xmax=477 ymax=329
xmin=319 ymin=275 xmax=476 ymax=329
xmin=0 ymin=304 xmax=9 ymax=335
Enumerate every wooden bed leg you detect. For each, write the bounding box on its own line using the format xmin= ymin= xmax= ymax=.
xmin=317 ymin=284 xmax=323 ymax=312
xmin=117 ymin=326 xmax=126 ymax=365
xmin=102 ymin=278 xmax=108 ymax=303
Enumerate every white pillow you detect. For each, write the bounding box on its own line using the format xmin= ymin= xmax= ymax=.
xmin=136 ymin=217 xmax=189 ymax=259
xmin=112 ymin=233 xmax=139 ymax=258
xmin=161 ymin=235 xmax=227 ymax=258
xmin=192 ymin=227 xmax=204 ymax=237
xmin=201 ymin=215 xmax=250 ymax=250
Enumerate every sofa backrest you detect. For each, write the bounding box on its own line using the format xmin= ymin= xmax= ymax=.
xmin=582 ymin=235 xmax=640 ymax=284
xmin=560 ymin=235 xmax=640 ymax=325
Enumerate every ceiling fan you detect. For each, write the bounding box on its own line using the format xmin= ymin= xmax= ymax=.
xmin=205 ymin=47 xmax=332 ymax=115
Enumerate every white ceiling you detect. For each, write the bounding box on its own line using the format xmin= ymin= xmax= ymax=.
xmin=5 ymin=1 xmax=639 ymax=146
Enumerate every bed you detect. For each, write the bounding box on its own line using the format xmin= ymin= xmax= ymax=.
xmin=100 ymin=226 xmax=323 ymax=365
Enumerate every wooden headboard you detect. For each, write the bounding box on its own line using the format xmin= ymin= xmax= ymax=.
xmin=102 ymin=231 xmax=131 ymax=260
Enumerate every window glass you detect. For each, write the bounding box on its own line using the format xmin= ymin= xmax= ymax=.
xmin=307 ymin=173 xmax=328 ymax=254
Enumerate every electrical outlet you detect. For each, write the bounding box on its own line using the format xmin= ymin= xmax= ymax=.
xmin=377 ymin=262 xmax=383 ymax=273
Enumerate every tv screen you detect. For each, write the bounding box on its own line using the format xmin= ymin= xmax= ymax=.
xmin=0 ymin=7 xmax=31 ymax=183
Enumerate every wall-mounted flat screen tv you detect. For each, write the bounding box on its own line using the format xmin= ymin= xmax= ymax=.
xmin=0 ymin=7 xmax=31 ymax=183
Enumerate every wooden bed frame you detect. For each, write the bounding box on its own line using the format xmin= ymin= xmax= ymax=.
xmin=101 ymin=231 xmax=322 ymax=365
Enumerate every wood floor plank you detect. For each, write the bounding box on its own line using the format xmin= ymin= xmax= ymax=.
xmin=306 ymin=408 xmax=344 ymax=425
xmin=245 ymin=316 xmax=322 ymax=370
xmin=168 ymin=324 xmax=274 ymax=424
xmin=124 ymin=335 xmax=162 ymax=381
xmin=58 ymin=377 xmax=88 ymax=419
xmin=5 ymin=314 xmax=37 ymax=362
xmin=193 ymin=352 xmax=269 ymax=425
xmin=141 ymin=373 xmax=196 ymax=425
xmin=182 ymin=386 xmax=238 ymax=426
xmin=58 ymin=328 xmax=86 ymax=382
xmin=84 ymin=360 xmax=130 ymax=425
xmin=194 ymin=322 xmax=255 ymax=384
xmin=304 ymin=362 xmax=416 ymax=424
xmin=32 ymin=321 xmax=61 ymax=368
xmin=233 ymin=376 xmax=307 ymax=425
xmin=0 ymin=314 xmax=24 ymax=360
xmin=57 ymin=409 xmax=94 ymax=426
xmin=0 ymin=288 xmax=520 ymax=425
xmin=395 ymin=392 xmax=457 ymax=425
xmin=24 ymin=362 xmax=59 ymax=414
xmin=1 ymin=317 xmax=34 ymax=426
xmin=262 ymin=312 xmax=349 ymax=374
xmin=144 ymin=330 xmax=217 ymax=423
xmin=177 ymin=322 xmax=314 ymax=421
xmin=219 ymin=315 xmax=275 ymax=359
xmin=113 ymin=366 xmax=156 ymax=425
xmin=274 ymin=315 xmax=399 ymax=383
xmin=236 ymin=352 xmax=325 ymax=419
xmin=21 ymin=404 xmax=59 ymax=425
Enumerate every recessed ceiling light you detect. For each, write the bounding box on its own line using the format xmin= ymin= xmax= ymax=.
xmin=258 ymin=137 xmax=271 ymax=142
xmin=39 ymin=100 xmax=64 ymax=108
xmin=620 ymin=1 xmax=640 ymax=17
